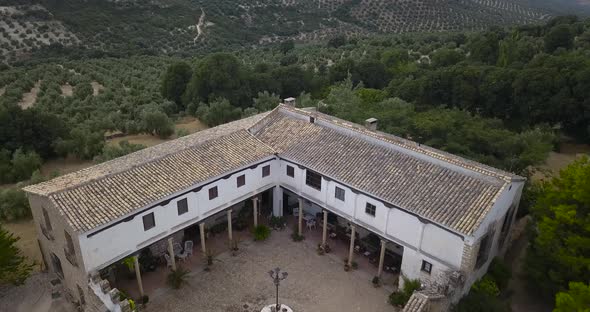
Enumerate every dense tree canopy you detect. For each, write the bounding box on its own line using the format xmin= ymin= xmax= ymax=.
xmin=553 ymin=282 xmax=590 ymax=312
xmin=161 ymin=61 xmax=193 ymax=109
xmin=525 ymin=157 xmax=590 ymax=297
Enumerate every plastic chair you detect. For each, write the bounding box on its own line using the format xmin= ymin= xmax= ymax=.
xmin=184 ymin=240 xmax=193 ymax=258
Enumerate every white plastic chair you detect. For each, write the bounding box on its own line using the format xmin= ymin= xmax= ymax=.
xmin=306 ymin=219 xmax=316 ymax=230
xmin=183 ymin=240 xmax=193 ymax=258
xmin=173 ymin=243 xmax=187 ymax=261
xmin=293 ymin=208 xmax=299 ymax=217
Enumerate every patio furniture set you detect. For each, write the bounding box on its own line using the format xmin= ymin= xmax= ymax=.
xmin=164 ymin=240 xmax=194 ymax=268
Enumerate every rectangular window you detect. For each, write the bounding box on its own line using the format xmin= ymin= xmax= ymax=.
xmin=305 ymin=170 xmax=322 ymax=190
xmin=262 ymin=165 xmax=271 ymax=177
xmin=421 ymin=260 xmax=432 ymax=274
xmin=209 ymin=186 xmax=218 ymax=200
xmin=177 ymin=198 xmax=188 ymax=215
xmin=476 ymin=232 xmax=492 ymax=268
xmin=237 ymin=175 xmax=245 ymax=187
xmin=43 ymin=208 xmax=52 ymax=231
xmin=335 ymin=186 xmax=345 ymax=201
xmin=286 ymin=165 xmax=295 ymax=178
xmin=365 ymin=203 xmax=376 ymax=216
xmin=65 ymin=231 xmax=75 ymax=254
xmin=143 ymin=213 xmax=155 ymax=231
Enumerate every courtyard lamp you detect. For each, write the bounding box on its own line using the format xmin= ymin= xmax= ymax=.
xmin=268 ymin=267 xmax=288 ymax=311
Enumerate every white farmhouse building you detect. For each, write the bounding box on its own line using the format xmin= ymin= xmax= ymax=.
xmin=24 ymin=103 xmax=524 ymax=312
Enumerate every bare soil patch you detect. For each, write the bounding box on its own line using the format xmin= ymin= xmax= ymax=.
xmin=108 ymin=133 xmax=169 ymax=147
xmin=533 ymin=142 xmax=590 ymax=181
xmin=91 ymin=81 xmax=104 ymax=96
xmin=40 ymin=156 xmax=94 ymax=177
xmin=175 ymin=116 xmax=207 ymax=133
xmin=60 ymin=83 xmax=73 ymax=96
xmin=108 ymin=117 xmax=208 ymax=147
xmin=4 ymin=220 xmax=44 ymax=271
xmin=18 ymin=80 xmax=41 ymax=109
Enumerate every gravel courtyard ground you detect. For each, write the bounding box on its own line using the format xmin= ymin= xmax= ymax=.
xmin=145 ymin=228 xmax=395 ymax=312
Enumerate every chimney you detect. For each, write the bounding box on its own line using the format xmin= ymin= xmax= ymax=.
xmin=365 ymin=118 xmax=378 ymax=131
xmin=284 ymin=97 xmax=296 ymax=106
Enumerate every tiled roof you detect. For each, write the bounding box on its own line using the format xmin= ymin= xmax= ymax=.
xmin=24 ymin=114 xmax=274 ymax=233
xmin=25 ymin=105 xmax=522 ymax=234
xmin=253 ymin=106 xmax=521 ymax=235
xmin=402 ymin=293 xmax=429 ymax=312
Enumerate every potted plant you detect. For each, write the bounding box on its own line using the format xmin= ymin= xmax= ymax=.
xmin=204 ymin=250 xmax=214 ymax=271
xmin=372 ymin=276 xmax=381 ymax=288
xmin=351 ymin=261 xmax=359 ymax=270
xmin=344 ymin=263 xmax=351 ymax=272
xmin=323 ymin=244 xmax=331 ymax=253
xmin=316 ymin=243 xmax=325 ymax=255
xmin=120 ymin=257 xmax=135 ymax=279
xmin=230 ymin=239 xmax=239 ymax=256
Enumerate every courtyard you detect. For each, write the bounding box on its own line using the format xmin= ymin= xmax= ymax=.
xmin=140 ymin=224 xmax=396 ymax=312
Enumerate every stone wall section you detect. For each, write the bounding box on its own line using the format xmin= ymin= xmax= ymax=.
xmin=29 ymin=193 xmax=90 ymax=311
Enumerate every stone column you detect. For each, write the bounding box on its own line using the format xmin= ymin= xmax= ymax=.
xmin=227 ymin=210 xmax=233 ymax=243
xmin=298 ymin=197 xmax=303 ymax=236
xmin=322 ymin=210 xmax=328 ymax=247
xmin=167 ymin=237 xmax=176 ymax=271
xmin=347 ymin=225 xmax=356 ymax=267
xmin=199 ymin=223 xmax=207 ymax=255
xmin=133 ymin=255 xmax=144 ymax=297
xmin=377 ymin=239 xmax=387 ymax=278
xmin=253 ymin=197 xmax=259 ymax=227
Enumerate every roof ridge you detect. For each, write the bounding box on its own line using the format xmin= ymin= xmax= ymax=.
xmin=57 ymin=130 xmax=249 ymax=196
xmin=277 ymin=105 xmax=523 ymax=183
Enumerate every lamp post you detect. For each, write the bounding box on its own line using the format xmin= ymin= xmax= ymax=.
xmin=268 ymin=267 xmax=288 ymax=311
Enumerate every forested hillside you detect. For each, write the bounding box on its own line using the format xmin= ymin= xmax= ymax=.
xmin=2 ymin=15 xmax=590 ymax=186
xmin=0 ymin=0 xmax=557 ymax=63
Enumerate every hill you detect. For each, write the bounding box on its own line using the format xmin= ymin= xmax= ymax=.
xmin=0 ymin=0 xmax=558 ymax=62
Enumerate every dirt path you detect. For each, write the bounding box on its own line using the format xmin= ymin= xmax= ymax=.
xmin=504 ymin=217 xmax=553 ymax=312
xmin=18 ymin=80 xmax=41 ymax=109
xmin=4 ymin=220 xmax=44 ymax=271
xmin=533 ymin=142 xmax=590 ymax=181
xmin=193 ymin=9 xmax=205 ymax=43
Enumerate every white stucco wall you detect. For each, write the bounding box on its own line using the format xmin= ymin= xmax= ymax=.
xmin=75 ymin=155 xmax=523 ymax=293
xmin=79 ymin=159 xmax=277 ymax=271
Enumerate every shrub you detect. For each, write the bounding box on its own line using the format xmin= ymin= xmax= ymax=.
xmin=142 ymin=111 xmax=174 ymax=139
xmin=253 ymin=225 xmax=271 ymax=241
xmin=291 ymin=233 xmax=304 ymax=241
xmin=167 ymin=268 xmax=190 ymax=289
xmin=472 ymin=276 xmax=500 ymax=297
xmin=389 ymin=278 xmax=421 ymax=307
xmin=0 ymin=225 xmax=33 ymax=285
xmin=0 ymin=188 xmax=31 ymax=221
xmin=487 ymin=258 xmax=511 ymax=291
xmin=452 ymin=291 xmax=511 ymax=312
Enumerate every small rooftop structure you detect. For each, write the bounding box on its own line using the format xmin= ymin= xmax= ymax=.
xmin=283 ymin=97 xmax=296 ymax=106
